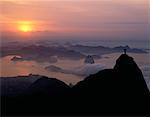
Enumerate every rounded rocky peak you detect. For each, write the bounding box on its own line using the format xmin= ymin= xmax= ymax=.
xmin=84 ymin=55 xmax=95 ymax=64
xmin=117 ymin=54 xmax=133 ymax=62
xmin=27 ymin=76 xmax=70 ymax=96
xmin=113 ymin=54 xmax=149 ymax=96
xmin=29 ymin=76 xmax=69 ymax=89
xmin=114 ymin=54 xmax=136 ymax=70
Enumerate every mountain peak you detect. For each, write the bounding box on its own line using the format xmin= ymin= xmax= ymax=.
xmin=84 ymin=55 xmax=95 ymax=64
xmin=114 ymin=54 xmax=141 ymax=74
xmin=113 ymin=54 xmax=149 ymax=96
xmin=74 ymin=54 xmax=149 ymax=98
xmin=28 ymin=77 xmax=70 ymax=96
xmin=114 ymin=54 xmax=135 ymax=69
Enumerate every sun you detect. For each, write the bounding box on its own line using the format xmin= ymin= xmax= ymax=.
xmin=17 ymin=21 xmax=33 ymax=32
xmin=20 ymin=25 xmax=32 ymax=32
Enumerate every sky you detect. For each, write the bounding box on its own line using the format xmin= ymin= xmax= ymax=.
xmin=0 ymin=0 xmax=149 ymax=41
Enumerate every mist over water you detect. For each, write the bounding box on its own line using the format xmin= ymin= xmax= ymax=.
xmin=1 ymin=51 xmax=150 ymax=90
xmin=0 ymin=39 xmax=150 ymax=90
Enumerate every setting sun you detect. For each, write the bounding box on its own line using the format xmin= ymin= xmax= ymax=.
xmin=19 ymin=25 xmax=32 ymax=32
xmin=17 ymin=21 xmax=33 ymax=32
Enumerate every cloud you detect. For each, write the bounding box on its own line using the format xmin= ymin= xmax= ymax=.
xmin=141 ymin=66 xmax=150 ymax=79
xmin=74 ymin=64 xmax=106 ymax=76
xmin=45 ymin=63 xmax=106 ymax=77
xmin=141 ymin=65 xmax=150 ymax=90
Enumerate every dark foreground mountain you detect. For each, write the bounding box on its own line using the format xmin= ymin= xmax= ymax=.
xmin=27 ymin=77 xmax=70 ymax=96
xmin=1 ymin=54 xmax=150 ymax=116
xmin=72 ymin=54 xmax=150 ymax=115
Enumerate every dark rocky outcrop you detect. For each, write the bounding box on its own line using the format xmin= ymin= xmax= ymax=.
xmin=0 ymin=75 xmax=41 ymax=96
xmin=113 ymin=54 xmax=149 ymax=97
xmin=27 ymin=77 xmax=70 ymax=96
xmin=11 ymin=56 xmax=23 ymax=61
xmin=84 ymin=55 xmax=95 ymax=64
xmin=73 ymin=54 xmax=149 ymax=98
xmin=71 ymin=54 xmax=150 ymax=114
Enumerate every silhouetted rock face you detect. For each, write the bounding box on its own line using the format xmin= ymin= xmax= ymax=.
xmin=0 ymin=75 xmax=41 ymax=96
xmin=71 ymin=54 xmax=150 ymax=114
xmin=73 ymin=54 xmax=149 ymax=99
xmin=73 ymin=69 xmax=115 ymax=97
xmin=27 ymin=76 xmax=70 ymax=96
xmin=114 ymin=54 xmax=150 ymax=97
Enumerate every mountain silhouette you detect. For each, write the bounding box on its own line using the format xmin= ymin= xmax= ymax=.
xmin=71 ymin=54 xmax=150 ymax=115
xmin=1 ymin=54 xmax=150 ymax=116
xmin=27 ymin=76 xmax=70 ymax=96
xmin=114 ymin=54 xmax=149 ymax=97
xmin=73 ymin=54 xmax=149 ymax=97
xmin=84 ymin=55 xmax=95 ymax=64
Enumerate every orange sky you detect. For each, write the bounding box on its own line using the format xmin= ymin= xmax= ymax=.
xmin=0 ymin=0 xmax=149 ymax=40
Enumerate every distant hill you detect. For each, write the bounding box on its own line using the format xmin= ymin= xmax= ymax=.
xmin=68 ymin=44 xmax=148 ymax=55
xmin=0 ymin=75 xmax=41 ymax=96
xmin=27 ymin=77 xmax=70 ymax=96
xmin=1 ymin=43 xmax=148 ymax=62
xmin=1 ymin=45 xmax=85 ymax=62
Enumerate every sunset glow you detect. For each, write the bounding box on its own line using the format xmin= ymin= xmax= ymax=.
xmin=0 ymin=0 xmax=148 ymax=41
xmin=18 ymin=21 xmax=33 ymax=32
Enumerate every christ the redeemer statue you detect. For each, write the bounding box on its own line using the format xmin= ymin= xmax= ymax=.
xmin=124 ymin=49 xmax=127 ymax=54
